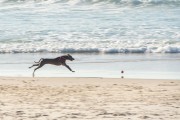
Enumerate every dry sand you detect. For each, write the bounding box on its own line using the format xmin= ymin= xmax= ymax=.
xmin=0 ymin=77 xmax=180 ymax=120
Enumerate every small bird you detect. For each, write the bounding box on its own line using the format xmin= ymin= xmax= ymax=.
xmin=121 ymin=70 xmax=124 ymax=74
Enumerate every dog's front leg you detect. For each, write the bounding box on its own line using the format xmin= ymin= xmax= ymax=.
xmin=63 ymin=64 xmax=75 ymax=72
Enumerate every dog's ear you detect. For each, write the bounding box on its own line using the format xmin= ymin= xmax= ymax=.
xmin=67 ymin=54 xmax=71 ymax=57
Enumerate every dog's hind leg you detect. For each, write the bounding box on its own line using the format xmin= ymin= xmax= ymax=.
xmin=29 ymin=58 xmax=44 ymax=69
xmin=29 ymin=64 xmax=39 ymax=69
xmin=34 ymin=58 xmax=43 ymax=63
xmin=33 ymin=63 xmax=45 ymax=77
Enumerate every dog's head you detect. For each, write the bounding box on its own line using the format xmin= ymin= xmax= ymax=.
xmin=67 ymin=54 xmax=75 ymax=61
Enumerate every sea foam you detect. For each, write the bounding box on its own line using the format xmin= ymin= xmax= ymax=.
xmin=0 ymin=42 xmax=180 ymax=54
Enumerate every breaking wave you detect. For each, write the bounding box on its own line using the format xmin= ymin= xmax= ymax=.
xmin=0 ymin=41 xmax=180 ymax=54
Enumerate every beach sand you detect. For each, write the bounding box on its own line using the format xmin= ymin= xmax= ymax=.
xmin=0 ymin=77 xmax=179 ymax=120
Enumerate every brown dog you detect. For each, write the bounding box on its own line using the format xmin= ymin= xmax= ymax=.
xmin=29 ymin=54 xmax=75 ymax=77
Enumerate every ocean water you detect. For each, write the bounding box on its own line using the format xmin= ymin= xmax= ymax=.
xmin=0 ymin=0 xmax=180 ymax=53
xmin=0 ymin=0 xmax=180 ymax=79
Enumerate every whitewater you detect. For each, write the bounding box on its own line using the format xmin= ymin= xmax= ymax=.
xmin=0 ymin=0 xmax=180 ymax=54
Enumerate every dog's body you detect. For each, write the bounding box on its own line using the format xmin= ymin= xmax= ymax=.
xmin=29 ymin=54 xmax=75 ymax=77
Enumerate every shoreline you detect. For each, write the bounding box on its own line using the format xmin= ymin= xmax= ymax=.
xmin=0 ymin=77 xmax=180 ymax=119
xmin=1 ymin=53 xmax=180 ymax=79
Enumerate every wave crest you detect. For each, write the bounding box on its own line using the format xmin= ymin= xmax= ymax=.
xmin=1 ymin=43 xmax=180 ymax=54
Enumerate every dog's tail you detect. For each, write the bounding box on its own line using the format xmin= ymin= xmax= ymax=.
xmin=34 ymin=58 xmax=43 ymax=63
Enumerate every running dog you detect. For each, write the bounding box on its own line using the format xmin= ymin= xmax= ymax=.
xmin=29 ymin=54 xmax=75 ymax=77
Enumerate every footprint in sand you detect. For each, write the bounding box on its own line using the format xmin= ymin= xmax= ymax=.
xmin=139 ymin=115 xmax=150 ymax=119
xmin=16 ymin=111 xmax=25 ymax=115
